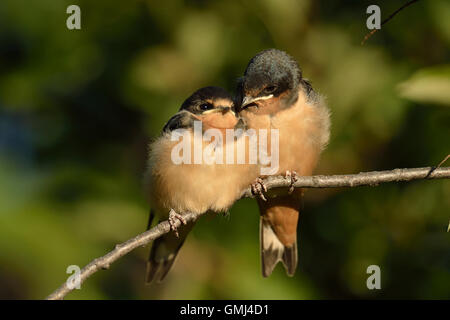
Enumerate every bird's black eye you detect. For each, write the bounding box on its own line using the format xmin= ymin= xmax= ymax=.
xmin=264 ymin=85 xmax=277 ymax=94
xmin=199 ymin=103 xmax=214 ymax=111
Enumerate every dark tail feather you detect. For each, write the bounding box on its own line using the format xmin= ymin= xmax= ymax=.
xmin=145 ymin=236 xmax=185 ymax=284
xmin=145 ymin=219 xmax=194 ymax=284
xmin=146 ymin=209 xmax=155 ymax=230
xmin=260 ymin=217 xmax=298 ymax=277
xmin=282 ymin=241 xmax=298 ymax=277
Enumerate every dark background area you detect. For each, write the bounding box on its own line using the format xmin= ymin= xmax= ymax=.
xmin=0 ymin=0 xmax=449 ymax=299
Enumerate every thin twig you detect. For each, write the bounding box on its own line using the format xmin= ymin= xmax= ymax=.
xmin=426 ymin=154 xmax=449 ymax=178
xmin=436 ymin=154 xmax=450 ymax=170
xmin=361 ymin=0 xmax=420 ymax=45
xmin=47 ymin=165 xmax=450 ymax=300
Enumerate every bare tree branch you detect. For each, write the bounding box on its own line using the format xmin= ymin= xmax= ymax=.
xmin=241 ymin=166 xmax=450 ymax=197
xmin=46 ymin=211 xmax=199 ymax=300
xmin=46 ymin=165 xmax=450 ymax=300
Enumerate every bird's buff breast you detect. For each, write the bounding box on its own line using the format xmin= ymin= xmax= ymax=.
xmin=147 ymin=134 xmax=259 ymax=217
xmin=242 ymin=91 xmax=330 ymax=177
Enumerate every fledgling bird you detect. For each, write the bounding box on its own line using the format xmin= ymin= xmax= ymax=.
xmin=145 ymin=86 xmax=259 ymax=283
xmin=237 ymin=49 xmax=330 ymax=277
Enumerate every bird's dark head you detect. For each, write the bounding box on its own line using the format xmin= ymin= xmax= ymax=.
xmin=237 ymin=49 xmax=303 ymax=114
xmin=180 ymin=86 xmax=235 ymax=116
xmin=171 ymin=86 xmax=240 ymax=131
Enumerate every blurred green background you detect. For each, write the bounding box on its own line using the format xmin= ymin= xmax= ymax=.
xmin=0 ymin=0 xmax=449 ymax=299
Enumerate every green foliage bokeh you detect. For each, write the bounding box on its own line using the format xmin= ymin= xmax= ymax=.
xmin=0 ymin=0 xmax=449 ymax=299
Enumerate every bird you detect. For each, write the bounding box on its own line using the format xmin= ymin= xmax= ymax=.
xmin=144 ymin=86 xmax=259 ymax=283
xmin=236 ymin=49 xmax=330 ymax=277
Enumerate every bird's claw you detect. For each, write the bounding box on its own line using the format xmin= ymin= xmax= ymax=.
xmin=285 ymin=170 xmax=298 ymax=194
xmin=168 ymin=209 xmax=187 ymax=238
xmin=251 ymin=177 xmax=267 ymax=201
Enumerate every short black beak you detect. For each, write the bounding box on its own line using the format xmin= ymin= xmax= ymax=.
xmin=240 ymin=94 xmax=274 ymax=110
xmin=220 ymin=106 xmax=230 ymax=114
